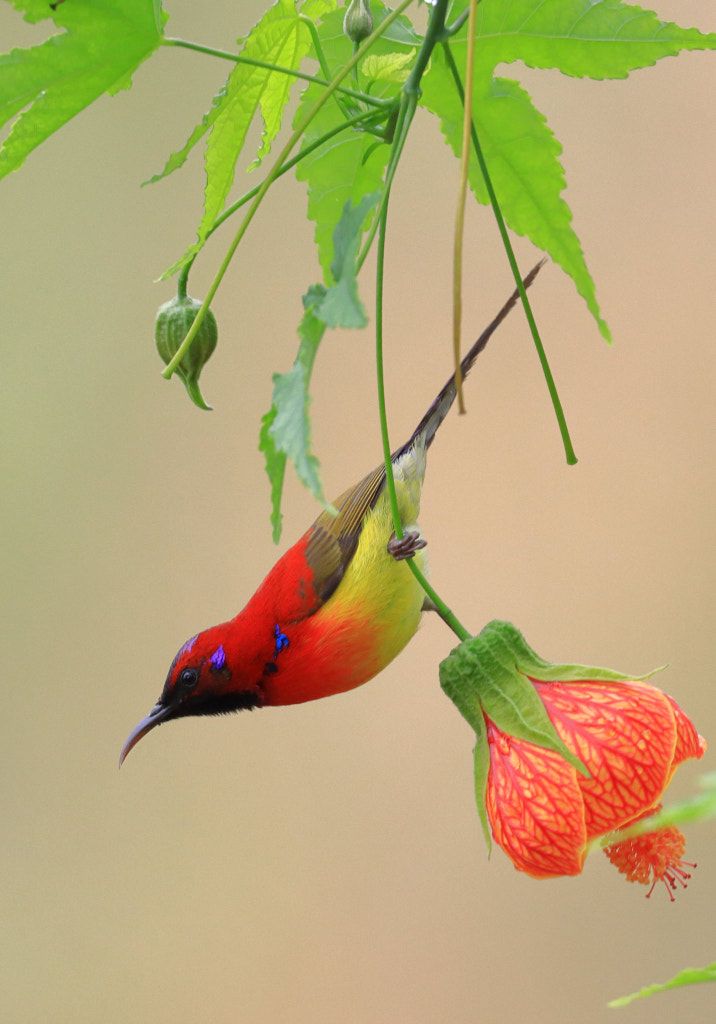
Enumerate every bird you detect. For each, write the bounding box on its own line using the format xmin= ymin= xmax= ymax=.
xmin=120 ymin=261 xmax=544 ymax=765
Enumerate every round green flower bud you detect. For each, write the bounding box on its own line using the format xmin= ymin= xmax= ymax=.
xmin=155 ymin=294 xmax=218 ymax=411
xmin=343 ymin=0 xmax=373 ymax=44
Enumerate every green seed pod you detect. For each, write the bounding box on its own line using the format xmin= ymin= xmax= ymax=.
xmin=155 ymin=294 xmax=218 ymax=411
xmin=343 ymin=0 xmax=373 ymax=44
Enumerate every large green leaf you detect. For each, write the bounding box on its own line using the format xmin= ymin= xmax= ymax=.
xmin=421 ymin=0 xmax=716 ymax=340
xmin=259 ymin=286 xmax=328 ymax=542
xmin=0 ymin=0 xmax=165 ymax=179
xmin=472 ymin=0 xmax=716 ymax=81
xmin=609 ymin=963 xmax=716 ymax=1008
xmin=295 ymin=4 xmax=420 ymax=279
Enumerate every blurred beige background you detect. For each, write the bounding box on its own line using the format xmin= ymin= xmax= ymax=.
xmin=2 ymin=2 xmax=715 ymax=1022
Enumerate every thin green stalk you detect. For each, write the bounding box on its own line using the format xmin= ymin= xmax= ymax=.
xmin=451 ymin=0 xmax=479 ymax=415
xmin=178 ymin=105 xmax=388 ymax=297
xmin=442 ymin=41 xmax=577 ymax=465
xmin=298 ymin=14 xmax=356 ymax=119
xmin=356 ymin=92 xmax=415 ymax=273
xmin=375 ymin=201 xmax=471 ymax=642
xmin=162 ymin=36 xmax=387 ymax=109
xmin=162 ymin=0 xmax=415 ymax=381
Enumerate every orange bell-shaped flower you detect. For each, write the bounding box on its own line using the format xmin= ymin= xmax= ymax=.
xmin=484 ymin=679 xmax=705 ymax=886
xmin=439 ymin=622 xmax=707 ymax=897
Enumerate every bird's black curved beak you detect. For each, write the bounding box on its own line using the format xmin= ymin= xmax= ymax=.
xmin=119 ymin=701 xmax=174 ymax=767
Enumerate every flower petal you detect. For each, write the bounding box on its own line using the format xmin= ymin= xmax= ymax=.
xmin=534 ymin=680 xmax=676 ymax=839
xmin=485 ymin=719 xmax=587 ymax=878
xmin=665 ymin=694 xmax=707 ymax=769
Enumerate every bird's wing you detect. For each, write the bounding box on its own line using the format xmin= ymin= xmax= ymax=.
xmin=304 ymin=463 xmax=387 ymax=605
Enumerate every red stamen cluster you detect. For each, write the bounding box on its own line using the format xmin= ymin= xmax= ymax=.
xmin=604 ymin=822 xmax=696 ymax=902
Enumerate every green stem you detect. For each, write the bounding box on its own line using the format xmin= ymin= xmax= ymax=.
xmin=404 ymin=0 xmax=449 ymax=96
xmin=375 ymin=199 xmax=470 ymax=642
xmin=162 ymin=0 xmax=414 ymax=381
xmin=442 ymin=41 xmax=577 ymax=466
xmin=161 ymin=36 xmax=387 ymax=109
xmin=178 ymin=109 xmax=388 ymax=297
xmin=297 ymin=14 xmax=356 ymax=119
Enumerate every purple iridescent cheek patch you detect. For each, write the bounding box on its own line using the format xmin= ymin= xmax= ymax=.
xmin=210 ymin=644 xmax=226 ymax=672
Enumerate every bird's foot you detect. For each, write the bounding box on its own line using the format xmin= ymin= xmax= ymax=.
xmin=387 ymin=529 xmax=427 ymax=561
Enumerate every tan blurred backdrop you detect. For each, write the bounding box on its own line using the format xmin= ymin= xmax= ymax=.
xmin=2 ymin=2 xmax=715 ymax=1023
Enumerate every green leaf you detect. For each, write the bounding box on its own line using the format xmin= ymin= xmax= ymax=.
xmin=609 ymin=963 xmax=716 ymax=1008
xmin=259 ymin=406 xmax=288 ymax=543
xmin=421 ymin=0 xmax=716 ymax=341
xmin=440 ymin=623 xmax=589 ymax=776
xmin=315 ymin=192 xmax=380 ymax=328
xmin=295 ymin=4 xmax=418 ymax=278
xmin=259 ymin=286 xmax=327 ymax=541
xmin=472 ymin=0 xmax=716 ymax=81
xmin=160 ymin=0 xmax=336 ymax=270
xmin=0 ymin=0 xmax=165 ymax=180
xmin=360 ymin=50 xmax=416 ymax=84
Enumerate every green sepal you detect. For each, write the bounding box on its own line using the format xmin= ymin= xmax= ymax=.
xmin=483 ymin=619 xmax=662 ymax=684
xmin=472 ymin=720 xmax=492 ymax=855
xmin=441 ymin=623 xmax=589 ymax=777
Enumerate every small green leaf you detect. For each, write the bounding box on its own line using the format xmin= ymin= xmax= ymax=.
xmin=0 ymin=0 xmax=165 ymax=180
xmin=315 ymin=192 xmax=380 ymax=328
xmin=609 ymin=963 xmax=716 ymax=1009
xmin=360 ymin=50 xmax=416 ymax=84
xmin=259 ymin=286 xmax=327 ymax=541
xmin=259 ymin=406 xmax=287 ymax=543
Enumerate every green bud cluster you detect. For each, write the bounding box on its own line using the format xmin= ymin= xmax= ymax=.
xmin=155 ymin=294 xmax=218 ymax=411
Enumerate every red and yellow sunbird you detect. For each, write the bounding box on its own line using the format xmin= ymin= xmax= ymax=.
xmin=120 ymin=264 xmax=542 ymax=765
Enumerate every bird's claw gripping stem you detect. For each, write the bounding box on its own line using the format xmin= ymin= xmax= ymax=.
xmin=387 ymin=530 xmax=427 ymax=561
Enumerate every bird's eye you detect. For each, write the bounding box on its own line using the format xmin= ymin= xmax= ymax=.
xmin=178 ymin=667 xmax=199 ymax=689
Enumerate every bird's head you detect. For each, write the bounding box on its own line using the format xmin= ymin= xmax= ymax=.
xmin=119 ymin=623 xmax=265 ymax=766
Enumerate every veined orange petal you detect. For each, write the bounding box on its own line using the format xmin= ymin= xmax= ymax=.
xmin=534 ymin=680 xmax=676 ymax=840
xmin=665 ymin=694 xmax=707 ymax=769
xmin=485 ymin=719 xmax=587 ymax=879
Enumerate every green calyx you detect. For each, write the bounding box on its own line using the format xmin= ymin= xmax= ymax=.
xmin=155 ymin=294 xmax=218 ymax=410
xmin=343 ymin=0 xmax=373 ymax=45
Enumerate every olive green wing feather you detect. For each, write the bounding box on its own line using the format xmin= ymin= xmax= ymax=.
xmin=304 ymin=463 xmax=387 ymax=606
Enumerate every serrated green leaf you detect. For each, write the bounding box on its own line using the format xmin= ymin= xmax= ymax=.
xmin=259 ymin=406 xmax=287 ymax=543
xmin=361 ymin=50 xmax=416 ymax=84
xmin=421 ymin=57 xmax=609 ymax=340
xmin=295 ymin=4 xmax=417 ymax=278
xmin=609 ymin=963 xmax=716 ymax=1009
xmin=259 ymin=286 xmax=327 ymax=541
xmin=0 ymin=0 xmax=165 ymax=180
xmin=421 ymin=0 xmax=716 ymax=341
xmin=161 ymin=0 xmax=336 ymax=271
xmin=470 ymin=0 xmax=716 ymax=82
xmin=314 ymin=192 xmax=380 ymax=327
xmin=143 ymin=83 xmax=228 ymax=186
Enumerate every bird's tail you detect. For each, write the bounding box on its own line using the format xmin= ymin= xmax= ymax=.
xmin=394 ymin=259 xmax=546 ymax=461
